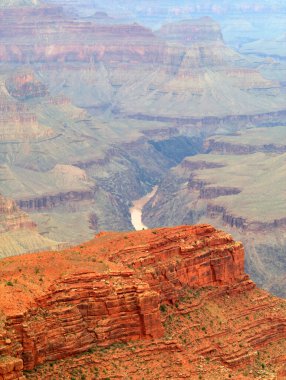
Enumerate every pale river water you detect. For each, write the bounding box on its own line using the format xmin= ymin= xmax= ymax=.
xmin=129 ymin=186 xmax=158 ymax=230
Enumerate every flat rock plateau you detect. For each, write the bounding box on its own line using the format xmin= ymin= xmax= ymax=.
xmin=0 ymin=225 xmax=285 ymax=379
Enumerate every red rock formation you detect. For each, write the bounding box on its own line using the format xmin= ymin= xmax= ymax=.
xmin=18 ymin=273 xmax=162 ymax=370
xmin=106 ymin=225 xmax=246 ymax=302
xmin=0 ymin=356 xmax=24 ymax=380
xmin=0 ymin=225 xmax=285 ymax=379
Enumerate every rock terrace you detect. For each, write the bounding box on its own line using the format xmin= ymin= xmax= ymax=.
xmin=0 ymin=225 xmax=285 ymax=379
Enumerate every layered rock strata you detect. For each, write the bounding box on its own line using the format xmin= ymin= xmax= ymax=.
xmin=0 ymin=5 xmax=284 ymax=119
xmin=142 ymin=128 xmax=286 ymax=297
xmin=0 ymin=225 xmax=285 ymax=379
xmin=0 ymin=194 xmax=36 ymax=233
xmin=0 ymin=193 xmax=61 ymax=257
xmin=0 ymin=3 xmax=285 ymax=256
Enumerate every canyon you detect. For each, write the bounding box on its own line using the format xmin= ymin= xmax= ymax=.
xmin=0 ymin=0 xmax=284 ymax=307
xmin=129 ymin=186 xmax=158 ymax=231
xmin=0 ymin=225 xmax=285 ymax=379
xmin=142 ymin=126 xmax=286 ymax=297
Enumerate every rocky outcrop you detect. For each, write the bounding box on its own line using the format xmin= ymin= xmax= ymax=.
xmin=142 ymin=134 xmax=286 ymax=299
xmin=207 ymin=204 xmax=286 ymax=231
xmin=206 ymin=139 xmax=257 ymax=154
xmin=0 ymin=225 xmax=286 ymax=379
xmin=181 ymin=159 xmax=225 ymax=170
xmin=207 ymin=204 xmax=247 ymax=229
xmin=106 ymin=225 xmax=246 ymax=302
xmin=200 ymin=186 xmax=241 ymax=199
xmin=13 ymin=273 xmax=162 ymax=370
xmin=0 ymin=194 xmax=36 ymax=233
xmin=0 ymin=225 xmax=245 ymax=371
xmin=0 ymin=193 xmax=62 ymax=257
xmin=17 ymin=190 xmax=95 ymax=211
xmin=5 ymin=73 xmax=48 ymax=100
xmin=157 ymin=17 xmax=223 ymax=44
xmin=206 ymin=138 xmax=286 ymax=155
xmin=0 ymin=92 xmax=53 ymax=142
xmin=129 ymin=109 xmax=286 ymax=127
xmin=0 ymin=356 xmax=24 ymax=380
xmin=187 ymin=176 xmax=242 ymax=199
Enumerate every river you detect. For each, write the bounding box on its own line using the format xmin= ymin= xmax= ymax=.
xmin=129 ymin=186 xmax=158 ymax=231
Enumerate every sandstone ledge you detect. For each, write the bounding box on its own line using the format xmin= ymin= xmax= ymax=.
xmin=0 ymin=225 xmax=285 ymax=379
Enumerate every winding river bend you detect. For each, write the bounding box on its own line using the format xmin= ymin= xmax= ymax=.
xmin=130 ymin=186 xmax=158 ymax=230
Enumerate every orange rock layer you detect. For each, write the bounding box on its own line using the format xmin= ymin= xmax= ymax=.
xmin=0 ymin=225 xmax=285 ymax=379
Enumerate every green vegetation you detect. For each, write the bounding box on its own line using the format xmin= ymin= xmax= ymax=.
xmin=159 ymin=304 xmax=167 ymax=313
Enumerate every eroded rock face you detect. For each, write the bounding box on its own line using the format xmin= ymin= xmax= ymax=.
xmin=157 ymin=17 xmax=223 ymax=44
xmin=106 ymin=225 xmax=246 ymax=302
xmin=0 ymin=224 xmax=273 ymax=379
xmin=0 ymin=3 xmax=285 ymax=255
xmin=0 ymin=356 xmax=24 ymax=380
xmin=0 ymin=225 xmax=244 ymax=373
xmin=19 ymin=274 xmax=162 ymax=370
xmin=17 ymin=190 xmax=95 ymax=211
xmin=0 ymin=225 xmax=286 ymax=378
xmin=0 ymin=193 xmax=62 ymax=257
xmin=0 ymin=94 xmax=52 ymax=143
xmin=142 ymin=126 xmax=286 ymax=299
xmin=5 ymin=73 xmax=48 ymax=100
xmin=0 ymin=194 xmax=36 ymax=233
xmin=206 ymin=138 xmax=286 ymax=155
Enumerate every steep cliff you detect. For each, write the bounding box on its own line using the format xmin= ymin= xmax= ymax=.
xmin=143 ymin=126 xmax=286 ymax=298
xmin=0 ymin=3 xmax=285 ymax=294
xmin=0 ymin=193 xmax=36 ymax=233
xmin=157 ymin=17 xmax=224 ymax=44
xmin=0 ymin=225 xmax=285 ymax=379
xmin=0 ymin=193 xmax=61 ymax=257
xmin=206 ymin=126 xmax=286 ymax=155
xmin=0 ymin=3 xmax=284 ymax=255
xmin=0 ymin=82 xmax=53 ymax=142
xmin=0 ymin=5 xmax=284 ymax=118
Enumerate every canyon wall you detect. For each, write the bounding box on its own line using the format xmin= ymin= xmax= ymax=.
xmin=0 ymin=3 xmax=285 ymax=306
xmin=142 ymin=126 xmax=286 ymax=297
xmin=0 ymin=226 xmax=285 ymax=379
xmin=0 ymin=193 xmax=61 ymax=257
